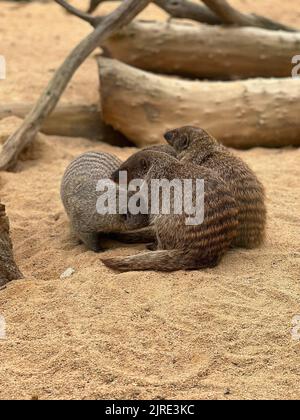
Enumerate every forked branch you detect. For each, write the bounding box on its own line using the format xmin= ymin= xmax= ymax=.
xmin=0 ymin=0 xmax=151 ymax=171
xmin=201 ymin=0 xmax=297 ymax=31
xmin=87 ymin=0 xmax=222 ymax=25
xmin=87 ymin=0 xmax=297 ymax=31
xmin=56 ymin=0 xmax=101 ymax=26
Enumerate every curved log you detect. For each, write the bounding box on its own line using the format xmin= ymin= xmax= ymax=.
xmin=103 ymin=21 xmax=300 ymax=79
xmin=98 ymin=58 xmax=300 ymax=149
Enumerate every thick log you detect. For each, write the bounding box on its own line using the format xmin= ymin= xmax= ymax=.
xmin=98 ymin=58 xmax=300 ymax=149
xmin=0 ymin=203 xmax=23 ymax=287
xmin=102 ymin=21 xmax=300 ymax=79
xmin=0 ymin=104 xmax=130 ymax=146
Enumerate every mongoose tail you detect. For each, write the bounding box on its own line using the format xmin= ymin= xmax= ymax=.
xmin=102 ymin=250 xmax=219 ymax=272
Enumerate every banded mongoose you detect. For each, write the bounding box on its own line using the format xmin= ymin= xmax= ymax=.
xmin=61 ymin=151 xmax=131 ymax=252
xmin=108 ymin=144 xmax=178 ymax=245
xmin=102 ymin=150 xmax=239 ymax=272
xmin=164 ymin=126 xmax=266 ymax=249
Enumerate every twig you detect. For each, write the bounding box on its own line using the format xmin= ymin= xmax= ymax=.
xmin=201 ymin=0 xmax=297 ymax=32
xmin=88 ymin=0 xmax=107 ymax=14
xmin=88 ymin=0 xmax=221 ymax=25
xmin=87 ymin=0 xmax=297 ymax=31
xmin=56 ymin=0 xmax=101 ymax=26
xmin=0 ymin=0 xmax=151 ymax=171
xmin=155 ymin=0 xmax=221 ymax=24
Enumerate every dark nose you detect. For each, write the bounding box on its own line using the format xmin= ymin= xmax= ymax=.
xmin=164 ymin=131 xmax=173 ymax=142
xmin=111 ymin=170 xmax=119 ymax=183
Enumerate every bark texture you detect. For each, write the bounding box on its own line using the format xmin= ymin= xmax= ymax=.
xmin=98 ymin=57 xmax=300 ymax=148
xmin=103 ymin=21 xmax=300 ymax=79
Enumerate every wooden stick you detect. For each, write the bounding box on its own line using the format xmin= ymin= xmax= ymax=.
xmin=154 ymin=0 xmax=220 ymax=24
xmin=87 ymin=0 xmax=220 ymax=25
xmin=56 ymin=0 xmax=101 ymax=26
xmin=201 ymin=0 xmax=297 ymax=32
xmin=87 ymin=0 xmax=297 ymax=31
xmin=0 ymin=203 xmax=23 ymax=287
xmin=0 ymin=0 xmax=151 ymax=171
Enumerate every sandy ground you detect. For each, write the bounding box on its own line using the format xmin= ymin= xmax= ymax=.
xmin=0 ymin=0 xmax=300 ymax=400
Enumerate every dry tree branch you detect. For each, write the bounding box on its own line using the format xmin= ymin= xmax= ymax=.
xmin=87 ymin=0 xmax=297 ymax=31
xmin=201 ymin=0 xmax=297 ymax=32
xmin=155 ymin=0 xmax=220 ymax=24
xmin=88 ymin=0 xmax=108 ymax=14
xmin=0 ymin=0 xmax=151 ymax=171
xmin=56 ymin=0 xmax=101 ymax=26
xmin=88 ymin=0 xmax=221 ymax=25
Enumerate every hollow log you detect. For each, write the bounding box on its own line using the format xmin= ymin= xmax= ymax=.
xmin=102 ymin=21 xmax=300 ymax=79
xmin=0 ymin=203 xmax=23 ymax=287
xmin=0 ymin=104 xmax=130 ymax=146
xmin=98 ymin=57 xmax=300 ymax=149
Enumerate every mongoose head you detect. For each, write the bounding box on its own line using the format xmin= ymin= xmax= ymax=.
xmin=111 ymin=150 xmax=175 ymax=185
xmin=112 ymin=151 xmax=151 ymax=185
xmin=164 ymin=126 xmax=218 ymax=157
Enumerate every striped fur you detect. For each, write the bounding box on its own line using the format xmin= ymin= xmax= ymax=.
xmin=102 ymin=151 xmax=238 ymax=272
xmin=61 ymin=152 xmax=128 ymax=252
xmin=165 ymin=127 xmax=266 ymax=249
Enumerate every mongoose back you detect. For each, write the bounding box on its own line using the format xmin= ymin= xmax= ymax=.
xmin=102 ymin=150 xmax=239 ymax=272
xmin=61 ymin=151 xmax=129 ymax=252
xmin=165 ymin=126 xmax=266 ymax=249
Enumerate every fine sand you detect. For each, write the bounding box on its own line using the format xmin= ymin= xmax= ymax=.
xmin=0 ymin=1 xmax=300 ymax=400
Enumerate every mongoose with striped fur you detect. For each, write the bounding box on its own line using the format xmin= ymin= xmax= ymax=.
xmin=164 ymin=127 xmax=266 ymax=249
xmin=61 ymin=147 xmax=175 ymax=251
xmin=61 ymin=151 xmax=129 ymax=252
xmin=102 ymin=150 xmax=239 ymax=272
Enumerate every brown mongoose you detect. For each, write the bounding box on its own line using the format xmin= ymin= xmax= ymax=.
xmin=108 ymin=143 xmax=177 ymax=245
xmin=101 ymin=150 xmax=239 ymax=272
xmin=61 ymin=151 xmax=132 ymax=252
xmin=164 ymin=126 xmax=266 ymax=249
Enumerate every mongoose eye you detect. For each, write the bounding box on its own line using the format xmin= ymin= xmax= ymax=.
xmin=164 ymin=131 xmax=173 ymax=142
